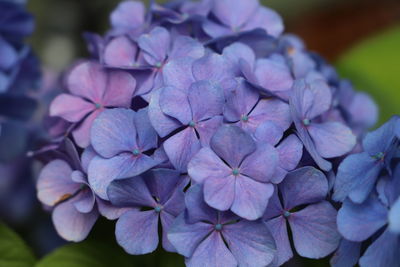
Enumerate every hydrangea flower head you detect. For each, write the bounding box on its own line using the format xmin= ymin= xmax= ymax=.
xmin=37 ymin=0 xmax=384 ymax=266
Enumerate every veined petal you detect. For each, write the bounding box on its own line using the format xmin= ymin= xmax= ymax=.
xmin=50 ymin=94 xmax=94 ymax=122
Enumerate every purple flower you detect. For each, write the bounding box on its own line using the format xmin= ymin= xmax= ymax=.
xmin=290 ymin=75 xmax=356 ymax=171
xmin=168 ymin=185 xmax=276 ymax=267
xmin=188 ymin=125 xmax=278 ymax=220
xmin=264 ymin=167 xmax=340 ymax=265
xmin=333 ymin=116 xmax=400 ymax=203
xmin=50 ymin=61 xmax=136 ymax=147
xmin=88 ymin=108 xmax=159 ymax=200
xmin=223 ymin=77 xmax=291 ymax=133
xmin=202 ymin=0 xmax=284 ymax=39
xmin=254 ymin=121 xmax=303 ymax=183
xmin=109 ymin=0 xmax=147 ymax=37
xmin=107 ymin=168 xmax=186 ymax=254
xmin=37 ymin=148 xmax=125 ymax=242
xmin=222 ymin=43 xmax=294 ymax=99
xmin=149 ymin=54 xmax=229 ymax=172
xmin=336 ymin=164 xmax=400 ymax=267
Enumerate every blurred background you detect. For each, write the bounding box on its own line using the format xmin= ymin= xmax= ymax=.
xmin=2 ymin=0 xmax=400 ymax=266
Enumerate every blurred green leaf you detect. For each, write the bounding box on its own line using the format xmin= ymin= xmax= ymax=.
xmin=35 ymin=239 xmax=184 ymax=267
xmin=337 ymin=24 xmax=400 ymax=124
xmin=0 ymin=222 xmax=36 ymax=267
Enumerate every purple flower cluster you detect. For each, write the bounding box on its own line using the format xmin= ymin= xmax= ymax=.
xmin=37 ymin=0 xmax=379 ymax=266
xmin=331 ymin=116 xmax=400 ymax=267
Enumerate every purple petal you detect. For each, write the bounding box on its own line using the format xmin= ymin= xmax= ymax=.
xmin=188 ymin=147 xmax=232 ymax=184
xmin=304 ymin=73 xmax=332 ymax=119
xmin=134 ymin=108 xmax=158 ymax=151
xmin=359 ymin=229 xmax=400 ymax=267
xmin=389 ymin=197 xmax=400 ymax=233
xmin=231 ymin=176 xmax=274 ymax=220
xmin=243 ymin=7 xmax=284 ymax=37
xmin=333 ymin=152 xmax=382 ymax=203
xmin=81 ymin=146 xmax=97 ymax=173
xmin=169 ymin=36 xmax=205 ymax=60
xmin=204 ymin=175 xmax=235 ymax=211
xmin=265 ymin=216 xmax=293 ymax=265
xmin=104 ymin=36 xmax=138 ymax=67
xmin=247 ymin=99 xmax=291 ymax=132
xmin=110 ymin=1 xmax=145 ymax=30
xmin=0 ymin=37 xmax=18 ymax=69
xmin=163 ymin=57 xmax=195 ymax=90
xmin=210 ymin=125 xmax=256 ymax=167
xmin=167 ymin=213 xmax=213 ymax=257
xmin=188 ymin=81 xmax=224 ymax=122
xmin=101 ymin=70 xmax=136 ymax=107
xmin=115 ymin=209 xmax=159 ymax=255
xmin=184 ymin=185 xmax=218 ymax=224
xmin=263 ymin=188 xmax=284 ymax=220
xmin=223 ymin=220 xmax=276 ymax=266
xmin=50 ymin=94 xmax=94 ymax=122
xmin=202 ymin=20 xmax=233 ymax=39
xmin=107 ymin=176 xmax=156 ymax=208
xmin=37 ymin=160 xmax=80 ymax=207
xmin=186 ymin=231 xmax=237 ymax=267
xmin=52 ymin=199 xmax=99 ymax=242
xmin=195 ymin=116 xmax=223 ymax=147
xmin=88 ymin=154 xmax=157 ymax=199
xmin=72 ymin=110 xmax=101 ymax=148
xmin=91 ymin=108 xmax=137 ymax=158
xmin=337 ymin=197 xmax=388 ymax=242
xmin=254 ymin=121 xmax=284 ymax=146
xmin=159 ymin=86 xmax=191 ymax=125
xmin=348 ymin=92 xmax=378 ymax=129
xmin=96 ymin=197 xmax=130 ymax=220
xmin=148 ymin=89 xmax=181 ymax=137
xmin=241 ymin=143 xmax=279 ymax=183
xmin=280 ymin=167 xmax=328 ymax=210
xmin=330 ymin=239 xmax=361 ymax=267
xmin=144 ymin=168 xmax=182 ymax=205
xmin=254 ymin=55 xmax=293 ymax=92
xmin=212 ymin=0 xmax=258 ymax=29
xmin=192 ymin=53 xmax=232 ymax=84
xmin=67 ymin=61 xmax=107 ymax=103
xmin=289 ymin=201 xmax=340 ymax=258
xmin=160 ymin=212 xmax=177 ymax=252
xmin=223 ymin=78 xmax=259 ymax=122
xmin=138 ymin=27 xmax=170 ymax=66
xmin=222 ymin=43 xmax=255 ymax=75
xmin=73 ymin=188 xmax=96 ymax=213
xmin=308 ymin=122 xmax=356 ymax=158
xmin=163 ymin=127 xmax=201 ymax=172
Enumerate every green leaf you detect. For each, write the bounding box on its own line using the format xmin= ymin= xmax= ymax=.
xmin=0 ymin=222 xmax=36 ymax=267
xmin=337 ymin=24 xmax=400 ymax=125
xmin=35 ymin=240 xmax=184 ymax=267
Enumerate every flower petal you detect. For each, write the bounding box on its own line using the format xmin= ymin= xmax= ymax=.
xmin=52 ymin=199 xmax=99 ymax=242
xmin=104 ymin=36 xmax=138 ymax=67
xmin=254 ymin=55 xmax=293 ymax=92
xmin=212 ymin=0 xmax=258 ymax=29
xmin=110 ymin=1 xmax=145 ymax=30
xmin=50 ymin=94 xmax=94 ymax=122
xmin=163 ymin=57 xmax=195 ymax=90
xmin=231 ymin=176 xmax=274 ymax=220
xmin=188 ymin=147 xmax=231 ymax=184
xmin=248 ymin=98 xmax=291 ymax=132
xmin=389 ymin=197 xmax=400 ymax=233
xmin=330 ymin=239 xmax=361 ymax=267
xmin=163 ymin=128 xmax=201 ymax=172
xmin=134 ymin=108 xmax=158 ymax=151
xmin=168 ymin=213 xmax=213 ymax=257
xmin=72 ymin=109 xmax=101 ymax=148
xmin=337 ymin=197 xmax=388 ymax=242
xmin=280 ymin=167 xmax=328 ymax=210
xmin=91 ymin=108 xmax=137 ymax=158
xmin=159 ymin=86 xmax=191 ymax=125
xmin=184 ymin=185 xmax=218 ymax=224
xmin=223 ymin=220 xmax=276 ymax=267
xmin=210 ymin=125 xmax=256 ymax=168
xmin=254 ymin=121 xmax=284 ymax=146
xmin=37 ymin=160 xmax=80 ymax=207
xmin=96 ymin=197 xmax=130 ymax=220
xmin=265 ymin=216 xmax=293 ymax=265
xmin=186 ymin=231 xmax=237 ymax=267
xmin=102 ymin=70 xmax=136 ymax=107
xmin=243 ymin=7 xmax=284 ymax=37
xmin=308 ymin=122 xmax=356 ymax=158
xmin=169 ymin=36 xmax=205 ymax=60
xmin=204 ymin=175 xmax=235 ymax=211
xmin=115 ymin=209 xmax=159 ymax=255
xmin=289 ymin=201 xmax=340 ymax=258
xmin=195 ymin=116 xmax=223 ymax=147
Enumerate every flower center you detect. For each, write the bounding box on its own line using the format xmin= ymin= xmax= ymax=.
xmin=154 ymin=205 xmax=163 ymax=213
xmin=155 ymin=62 xmax=163 ymax=68
xmin=95 ymin=103 xmax=102 ymax=109
xmin=302 ymin=118 xmax=311 ymax=126
xmin=241 ymin=115 xmax=249 ymax=122
xmin=283 ymin=211 xmax=291 ymax=218
xmin=188 ymin=121 xmax=196 ymax=128
xmin=132 ymin=149 xmax=141 ymax=156
xmin=215 ymin=224 xmax=223 ymax=231
xmin=373 ymin=152 xmax=385 ymax=160
xmin=232 ymin=168 xmax=240 ymax=176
